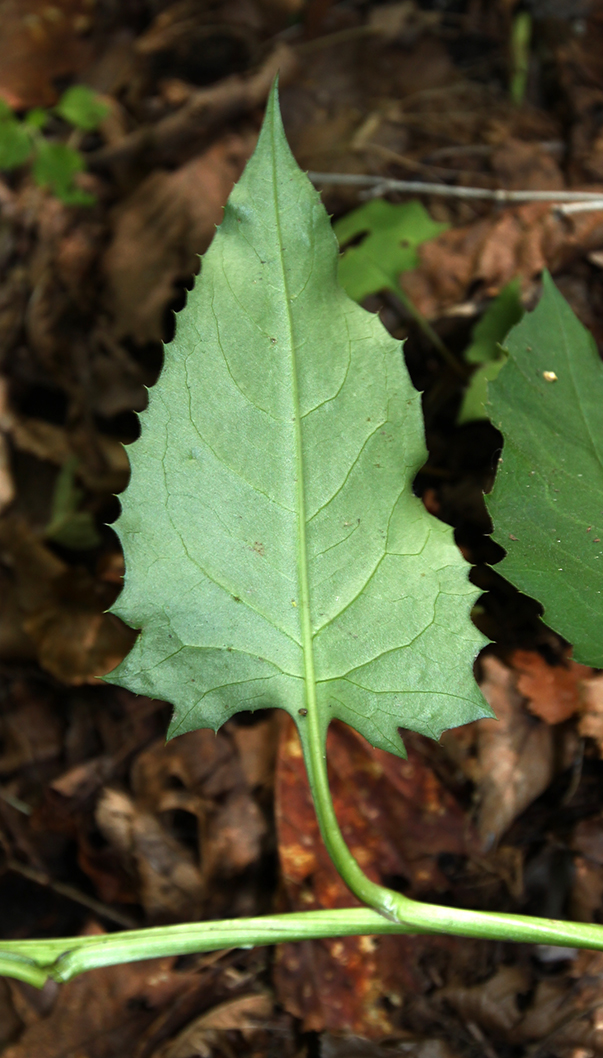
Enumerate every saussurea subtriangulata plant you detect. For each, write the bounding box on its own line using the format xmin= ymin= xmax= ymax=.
xmin=2 ymin=83 xmax=603 ymax=989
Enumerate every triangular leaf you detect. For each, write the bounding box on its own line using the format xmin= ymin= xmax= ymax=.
xmin=106 ymin=86 xmax=489 ymax=756
xmin=488 ymin=272 xmax=603 ymax=666
xmin=334 ymin=199 xmax=447 ymax=303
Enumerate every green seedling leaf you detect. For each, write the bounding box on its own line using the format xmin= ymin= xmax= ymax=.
xmin=106 ymin=85 xmax=489 ymax=757
xmin=457 ymin=279 xmax=524 ymax=424
xmin=45 ymin=457 xmax=101 ymax=550
xmin=32 ymin=141 xmax=95 ymax=205
xmin=488 ymin=272 xmax=603 ymax=666
xmin=334 ymin=199 xmax=448 ymax=303
xmin=0 ymin=115 xmax=32 ymax=169
xmin=24 ymin=108 xmax=48 ymax=130
xmin=464 ymin=279 xmax=524 ymax=365
xmin=55 ymin=85 xmax=109 ymax=131
xmin=457 ymin=352 xmax=507 ymax=426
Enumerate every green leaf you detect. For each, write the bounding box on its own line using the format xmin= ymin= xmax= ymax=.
xmin=0 ymin=117 xmax=32 ymax=169
xmin=334 ymin=199 xmax=448 ymax=303
xmin=24 ymin=107 xmax=48 ymax=130
xmin=31 ymin=141 xmax=94 ymax=205
xmin=464 ymin=279 xmax=524 ymax=365
xmin=457 ymin=351 xmax=508 ymax=426
xmin=488 ymin=272 xmax=603 ymax=666
xmin=45 ymin=457 xmax=101 ymax=550
xmin=106 ymin=85 xmax=489 ymax=755
xmin=457 ymin=279 xmax=524 ymax=424
xmin=55 ymin=85 xmax=109 ymax=131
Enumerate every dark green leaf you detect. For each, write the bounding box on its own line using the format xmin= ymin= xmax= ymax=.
xmin=0 ymin=119 xmax=32 ymax=169
xmin=457 ymin=279 xmax=523 ymax=424
xmin=32 ymin=141 xmax=94 ymax=205
xmin=488 ymin=272 xmax=603 ymax=666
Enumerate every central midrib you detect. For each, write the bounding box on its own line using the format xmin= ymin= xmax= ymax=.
xmin=269 ymin=115 xmax=319 ymax=729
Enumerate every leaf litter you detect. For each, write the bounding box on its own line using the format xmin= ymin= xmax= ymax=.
xmin=2 ymin=0 xmax=603 ymax=1055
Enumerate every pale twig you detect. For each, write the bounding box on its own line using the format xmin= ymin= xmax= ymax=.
xmin=308 ymin=171 xmax=603 ymax=206
xmin=556 ymin=200 xmax=603 ymax=215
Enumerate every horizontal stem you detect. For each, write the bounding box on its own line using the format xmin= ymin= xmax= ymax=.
xmin=2 ymin=901 xmax=603 ymax=988
xmin=308 ymin=171 xmax=603 ymax=206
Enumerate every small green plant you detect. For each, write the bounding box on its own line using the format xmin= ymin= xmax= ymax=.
xmin=0 ymin=85 xmax=108 ymax=205
xmin=44 ymin=457 xmax=101 ymax=551
xmin=0 ymin=84 xmax=602 ymax=988
xmin=334 ymin=196 xmax=456 ymax=366
xmin=457 ymin=278 xmax=524 ymax=424
xmin=510 ymin=8 xmax=532 ymax=106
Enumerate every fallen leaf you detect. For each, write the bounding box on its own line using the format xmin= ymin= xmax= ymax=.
xmin=444 ymin=656 xmax=554 ymax=849
xmin=511 ymin=648 xmax=592 ymax=725
xmin=0 ymin=0 xmax=94 ymax=109
xmin=0 ymin=515 xmax=136 ymax=683
xmin=161 ymin=992 xmax=273 ymax=1058
xmin=321 ymin=1037 xmax=461 ymax=1058
xmin=0 ymin=429 xmax=14 ymax=512
xmin=96 ymin=788 xmax=204 ymax=922
xmin=0 ymin=978 xmax=21 ymax=1049
xmin=0 ymin=681 xmax=62 ymax=774
xmin=401 ymin=203 xmax=603 ymax=320
xmin=578 ymin=673 xmax=603 ymax=751
xmin=489 ymin=138 xmax=564 ymax=192
xmin=571 ymin=814 xmax=603 ymax=922
xmin=103 ymin=132 xmax=256 ymax=343
xmin=438 ymin=965 xmax=531 ymax=1036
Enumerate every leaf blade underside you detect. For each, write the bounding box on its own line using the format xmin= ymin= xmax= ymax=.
xmin=106 ymin=87 xmax=489 ymax=755
xmin=488 ymin=272 xmax=603 ymax=667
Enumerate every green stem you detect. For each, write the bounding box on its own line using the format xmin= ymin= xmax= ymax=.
xmin=510 ymin=10 xmax=532 ymax=106
xmin=4 ymin=892 xmax=603 ymax=988
xmin=301 ymin=721 xmax=603 ymax=944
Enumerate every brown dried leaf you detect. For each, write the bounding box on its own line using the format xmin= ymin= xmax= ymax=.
xmin=321 ymin=1038 xmax=461 ymax=1058
xmin=0 ymin=685 xmax=62 ymax=774
xmin=96 ymin=788 xmax=204 ymax=921
xmin=104 ymin=133 xmax=256 ymax=343
xmin=511 ymin=648 xmax=592 ymax=725
xmin=465 ymin=656 xmax=553 ymax=848
xmin=0 ymin=978 xmax=22 ymax=1049
xmin=202 ymin=790 xmax=267 ymax=879
xmin=439 ymin=965 xmax=531 ymax=1036
xmin=401 ymin=202 xmax=603 ymax=319
xmin=0 ymin=515 xmax=136 ymax=683
xmin=0 ymin=0 xmax=93 ymax=109
xmin=161 ymin=992 xmax=273 ymax=1058
xmin=578 ymin=673 xmax=603 ymax=751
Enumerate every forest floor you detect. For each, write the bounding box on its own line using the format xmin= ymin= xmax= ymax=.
xmin=2 ymin=1 xmax=603 ymax=1055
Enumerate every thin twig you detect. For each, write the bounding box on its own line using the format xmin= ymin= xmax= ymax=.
xmin=5 ymin=858 xmax=138 ymax=930
xmin=308 ymin=171 xmax=603 ymax=206
xmin=556 ymin=200 xmax=603 ymax=215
